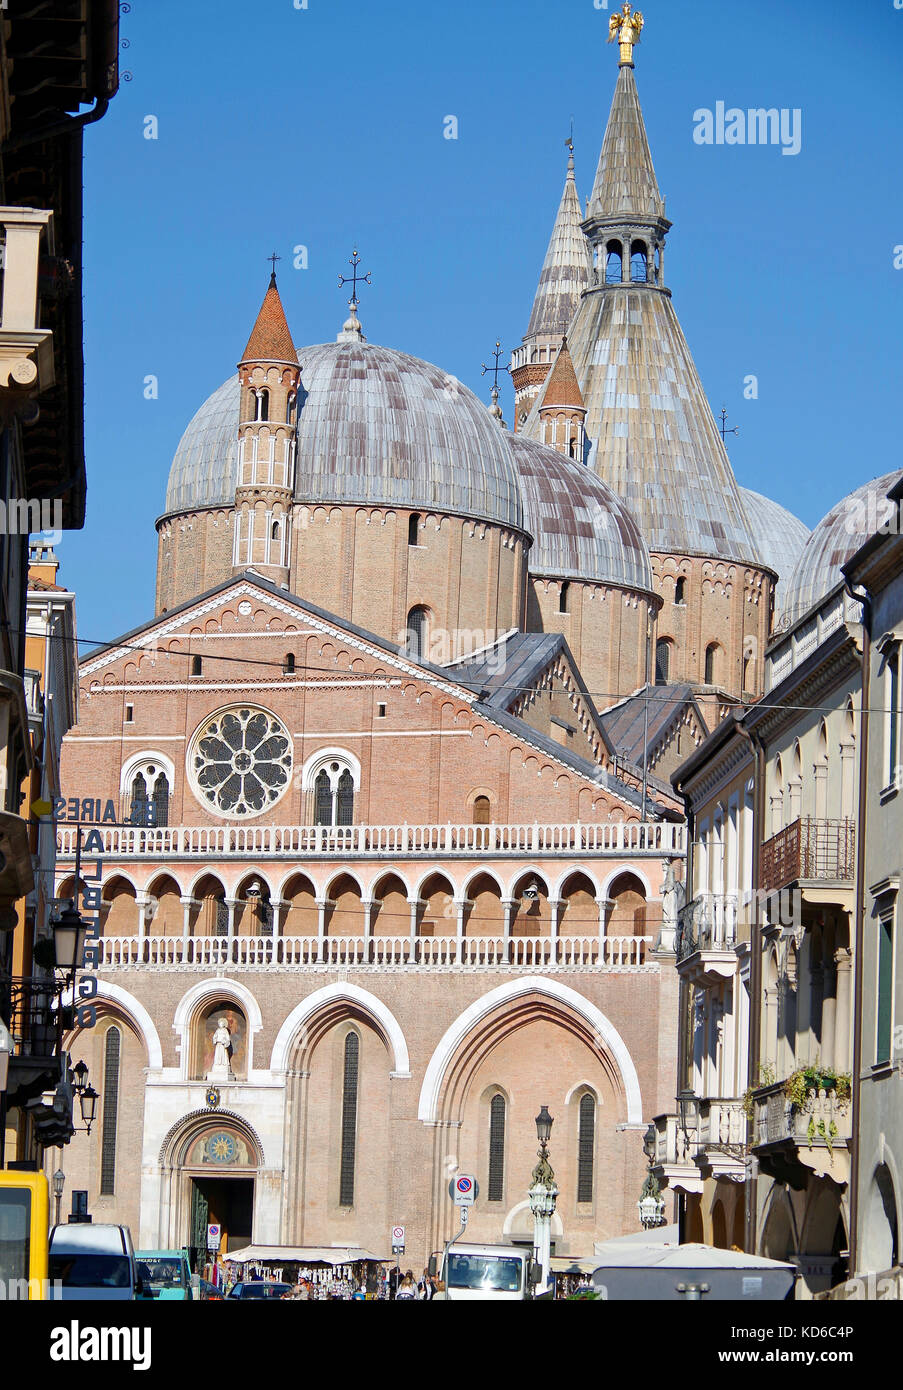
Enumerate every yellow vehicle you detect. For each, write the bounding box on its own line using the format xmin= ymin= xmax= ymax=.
xmin=0 ymin=1170 xmax=50 ymax=1300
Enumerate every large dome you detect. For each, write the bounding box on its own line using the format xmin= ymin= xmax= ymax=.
xmin=740 ymin=488 xmax=809 ymax=604
xmin=510 ymin=434 xmax=653 ymax=592
xmin=779 ymin=471 xmax=902 ymax=627
xmin=164 ymin=341 xmax=525 ymax=531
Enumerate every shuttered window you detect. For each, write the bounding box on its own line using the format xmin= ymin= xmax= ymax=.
xmin=100 ymin=1026 xmax=121 ymax=1195
xmin=488 ymin=1094 xmax=506 ymax=1201
xmin=339 ymin=1033 xmax=359 ymax=1207
xmin=577 ymin=1093 xmax=595 ymax=1202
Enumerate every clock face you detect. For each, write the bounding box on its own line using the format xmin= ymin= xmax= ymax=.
xmin=207 ymin=1131 xmax=237 ymax=1164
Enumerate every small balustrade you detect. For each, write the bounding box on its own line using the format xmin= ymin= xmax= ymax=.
xmin=751 ymin=1082 xmax=852 ymax=1151
xmin=57 ymin=820 xmax=686 ymax=860
xmin=95 ymin=933 xmax=653 ymax=971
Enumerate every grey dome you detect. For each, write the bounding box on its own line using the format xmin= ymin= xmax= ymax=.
xmin=780 ymin=472 xmax=902 ymax=626
xmin=510 ymin=434 xmax=653 ymax=593
xmin=740 ymin=488 xmax=810 ymax=604
xmin=164 ymin=341 xmax=525 ymax=531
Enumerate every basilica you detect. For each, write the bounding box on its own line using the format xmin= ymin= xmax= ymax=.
xmin=55 ymin=19 xmax=811 ymax=1265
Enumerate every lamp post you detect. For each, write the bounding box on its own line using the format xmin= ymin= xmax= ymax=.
xmin=638 ymin=1120 xmax=667 ymax=1231
xmin=50 ymin=901 xmax=89 ymax=977
xmin=52 ymin=1167 xmax=65 ymax=1225
xmin=528 ymin=1105 xmax=558 ymax=1298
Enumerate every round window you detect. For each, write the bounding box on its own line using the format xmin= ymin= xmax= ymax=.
xmin=189 ymin=707 xmax=292 ymax=817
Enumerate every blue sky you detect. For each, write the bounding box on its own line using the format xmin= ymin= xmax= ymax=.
xmin=66 ymin=0 xmax=903 ymax=643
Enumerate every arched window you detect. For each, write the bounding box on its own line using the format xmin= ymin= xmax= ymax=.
xmin=311 ymin=759 xmax=357 ymax=827
xmin=674 ymin=577 xmax=686 ymax=605
xmin=605 ymin=244 xmax=622 ymax=284
xmin=190 ymin=655 xmax=202 ymax=677
xmin=559 ymin=581 xmax=570 ymax=615
xmin=255 ymin=389 xmax=269 ymax=422
xmin=100 ymin=1025 xmax=121 ymax=1195
xmin=339 ymin=1032 xmax=359 ymax=1207
xmin=742 ymin=655 xmax=751 ymax=690
xmin=704 ymin=643 xmax=719 ymax=685
xmin=488 ymin=1094 xmax=506 ymax=1202
xmin=655 ymin=638 xmax=671 ymax=685
xmin=283 ymin=652 xmax=296 ymax=674
xmin=577 ymin=1092 xmax=596 ymax=1203
xmin=406 ymin=606 xmax=428 ymax=662
xmin=337 ymin=770 xmax=354 ymax=826
xmin=286 ymin=393 xmax=295 ymax=424
xmin=271 ymin=519 xmax=280 ymax=542
xmin=630 ymin=243 xmax=648 ymax=283
xmin=472 ymin=795 xmax=491 ymax=825
xmin=130 ymin=772 xmax=149 ymax=827
xmin=152 ymin=772 xmax=169 ymax=828
xmin=408 ymin=513 xmax=420 ymax=546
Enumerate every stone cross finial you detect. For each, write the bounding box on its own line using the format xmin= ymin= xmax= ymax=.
xmin=608 ymin=2 xmax=644 ymax=65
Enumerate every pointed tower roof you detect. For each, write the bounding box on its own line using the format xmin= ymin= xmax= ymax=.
xmin=540 ymin=337 xmax=585 ymax=411
xmin=524 ymin=29 xmax=758 ymax=565
xmin=239 ymin=274 xmax=298 ymax=364
xmin=587 ymin=63 xmax=664 ymax=223
xmin=525 ymin=143 xmax=593 ymax=340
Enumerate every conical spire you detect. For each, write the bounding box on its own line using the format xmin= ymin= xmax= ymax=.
xmin=524 ymin=41 xmax=757 ymax=567
xmin=541 ymin=337 xmax=584 ymax=410
xmin=526 ymin=142 xmax=593 ymax=340
xmin=587 ymin=63 xmax=664 ymax=223
xmin=240 ymin=275 xmax=297 ymax=364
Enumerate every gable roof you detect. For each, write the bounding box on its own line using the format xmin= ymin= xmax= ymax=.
xmin=78 ymin=572 xmax=657 ymax=814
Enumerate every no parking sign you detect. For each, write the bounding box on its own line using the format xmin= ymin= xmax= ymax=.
xmin=207 ymin=1223 xmax=221 ymax=1251
xmin=450 ymin=1174 xmax=477 ymax=1207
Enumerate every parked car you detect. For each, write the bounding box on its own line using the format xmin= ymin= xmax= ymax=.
xmin=49 ymin=1223 xmax=141 ymax=1301
xmin=196 ymin=1278 xmax=224 ymax=1301
xmin=227 ymin=1280 xmax=293 ymax=1299
xmin=135 ymin=1249 xmax=192 ymax=1301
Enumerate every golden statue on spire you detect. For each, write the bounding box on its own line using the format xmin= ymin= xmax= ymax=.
xmin=608 ymin=2 xmax=644 ymax=65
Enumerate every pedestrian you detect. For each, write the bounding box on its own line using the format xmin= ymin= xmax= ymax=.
xmin=418 ymin=1267 xmax=433 ymax=1300
xmin=395 ymin=1271 xmax=417 ymax=1300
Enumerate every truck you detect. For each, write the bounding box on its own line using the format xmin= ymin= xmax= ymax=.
xmin=435 ymin=1242 xmax=536 ymax=1302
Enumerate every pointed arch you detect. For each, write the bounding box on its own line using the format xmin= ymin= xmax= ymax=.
xmin=269 ymin=983 xmax=410 ymax=1077
xmin=417 ymin=977 xmax=642 ymax=1123
xmin=172 ymin=978 xmax=263 ymax=1077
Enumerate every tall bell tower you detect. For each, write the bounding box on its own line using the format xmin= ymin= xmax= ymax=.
xmin=232 ymin=266 xmax=300 ymax=586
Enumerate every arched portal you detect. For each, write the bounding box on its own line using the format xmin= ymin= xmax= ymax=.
xmin=157 ymin=1110 xmax=264 ymax=1259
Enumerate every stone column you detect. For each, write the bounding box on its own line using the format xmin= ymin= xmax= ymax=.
xmin=407 ymin=897 xmax=426 ymax=963
xmin=502 ymin=898 xmax=517 ymax=966
xmin=820 ymin=925 xmax=837 ymax=1069
xmin=547 ymin=898 xmax=563 ymax=966
xmin=839 ymin=742 xmax=855 ymax=819
xmin=179 ymin=895 xmax=197 ymax=964
xmin=454 ymin=898 xmax=471 ymax=965
xmin=361 ymin=899 xmax=375 ymax=964
xmin=136 ymin=891 xmax=151 ymax=942
xmin=315 ymin=897 xmax=333 ymax=964
xmin=834 ymin=945 xmax=853 ymax=1071
xmin=621 ymin=237 xmax=631 ymax=283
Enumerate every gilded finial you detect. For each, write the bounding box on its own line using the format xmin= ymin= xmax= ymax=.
xmin=608 ymin=2 xmax=644 ymax=66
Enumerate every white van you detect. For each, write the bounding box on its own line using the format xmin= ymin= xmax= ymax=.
xmin=440 ymin=1243 xmax=533 ymax=1301
xmin=49 ymin=1223 xmax=141 ymax=1301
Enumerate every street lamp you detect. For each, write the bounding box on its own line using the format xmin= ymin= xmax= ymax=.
xmin=677 ymin=1086 xmax=699 ymax=1136
xmin=78 ymin=1084 xmax=98 ymax=1135
xmin=52 ymin=1167 xmax=65 ymax=1225
xmin=528 ymin=1105 xmax=558 ymax=1298
xmin=50 ymin=901 xmax=89 ymax=975
xmin=638 ymin=1171 xmax=666 ymax=1231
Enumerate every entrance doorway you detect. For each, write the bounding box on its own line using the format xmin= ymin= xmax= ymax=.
xmin=189 ymin=1177 xmax=254 ymax=1263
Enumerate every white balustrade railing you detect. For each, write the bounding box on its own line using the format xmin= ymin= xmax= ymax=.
xmin=96 ymin=933 xmax=653 ymax=970
xmin=57 ymin=820 xmax=685 ymax=860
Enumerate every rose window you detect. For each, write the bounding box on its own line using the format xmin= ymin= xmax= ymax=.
xmin=190 ymin=707 xmax=292 ymax=817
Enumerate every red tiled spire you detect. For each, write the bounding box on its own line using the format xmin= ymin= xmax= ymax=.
xmin=239 ymin=274 xmax=297 ymax=365
xmin=541 ymin=337 xmax=585 ymax=411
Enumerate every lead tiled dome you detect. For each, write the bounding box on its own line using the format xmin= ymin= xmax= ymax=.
xmin=510 ymin=434 xmax=653 ymax=592
xmin=779 ymin=472 xmax=902 ymax=626
xmin=164 ymin=341 xmax=525 ymax=532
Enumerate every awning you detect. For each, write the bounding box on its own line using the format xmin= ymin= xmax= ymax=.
xmin=222 ymin=1246 xmax=387 ymax=1266
xmin=550 ymin=1257 xmax=599 ymax=1276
